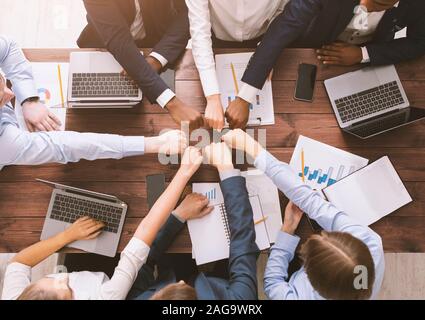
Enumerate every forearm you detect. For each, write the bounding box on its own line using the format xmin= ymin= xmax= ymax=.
xmin=134 ymin=169 xmax=190 ymax=246
xmin=12 ymin=232 xmax=70 ymax=267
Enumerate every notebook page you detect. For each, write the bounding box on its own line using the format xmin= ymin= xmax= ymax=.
xmin=324 ymin=156 xmax=412 ymax=226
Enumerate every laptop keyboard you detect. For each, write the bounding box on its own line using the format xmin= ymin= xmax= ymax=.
xmin=72 ymin=73 xmax=139 ymax=98
xmin=335 ymin=81 xmax=405 ymax=123
xmin=50 ymin=193 xmax=123 ymax=233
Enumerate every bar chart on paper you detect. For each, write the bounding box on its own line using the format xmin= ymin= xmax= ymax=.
xmin=290 ymin=136 xmax=369 ymax=191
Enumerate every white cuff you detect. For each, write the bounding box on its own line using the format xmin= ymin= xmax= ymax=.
xmin=150 ymin=52 xmax=168 ymax=68
xmin=238 ymin=82 xmax=260 ymax=105
xmin=156 ymin=89 xmax=176 ymax=108
xmin=122 ymin=136 xmax=145 ymax=156
xmin=361 ymin=47 xmax=371 ymax=63
xmin=219 ymin=169 xmax=241 ymax=181
xmin=199 ymin=68 xmax=220 ymax=97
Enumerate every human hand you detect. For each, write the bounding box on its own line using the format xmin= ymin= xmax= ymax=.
xmin=63 ymin=216 xmax=105 ymax=243
xmin=173 ymin=193 xmax=213 ymax=222
xmin=203 ymin=142 xmax=233 ymax=171
xmin=221 ymin=129 xmax=264 ymax=160
xmin=146 ymin=129 xmax=188 ymax=155
xmin=179 ymin=146 xmax=203 ymax=177
xmin=225 ymin=97 xmax=250 ymax=129
xmin=316 ymin=42 xmax=363 ymax=66
xmin=22 ymin=101 xmax=61 ymax=132
xmin=166 ymin=97 xmax=205 ymax=132
xmin=205 ymin=94 xmax=225 ymax=131
xmin=282 ymin=202 xmax=303 ymax=235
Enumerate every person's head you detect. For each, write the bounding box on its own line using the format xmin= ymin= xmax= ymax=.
xmin=150 ymin=280 xmax=197 ymax=300
xmin=17 ymin=275 xmax=73 ymax=300
xmin=0 ymin=74 xmax=15 ymax=108
xmin=361 ymin=0 xmax=398 ymax=12
xmin=300 ymin=231 xmax=375 ymax=300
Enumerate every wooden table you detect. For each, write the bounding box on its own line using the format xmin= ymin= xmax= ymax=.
xmin=1 ymin=48 xmax=424 ymax=253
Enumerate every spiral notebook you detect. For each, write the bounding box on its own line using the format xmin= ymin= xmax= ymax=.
xmin=188 ymin=194 xmax=270 ymax=266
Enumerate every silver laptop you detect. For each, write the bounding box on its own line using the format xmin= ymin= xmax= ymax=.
xmin=325 ymin=65 xmax=425 ymax=139
xmin=39 ymin=179 xmax=128 ymax=257
xmin=68 ymin=51 xmax=143 ymax=108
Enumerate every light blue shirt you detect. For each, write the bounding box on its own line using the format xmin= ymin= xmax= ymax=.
xmin=0 ymin=35 xmax=145 ymax=169
xmin=254 ymin=149 xmax=385 ymax=300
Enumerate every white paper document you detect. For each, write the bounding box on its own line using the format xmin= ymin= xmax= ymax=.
xmin=215 ymin=52 xmax=275 ymax=126
xmin=289 ymin=135 xmax=369 ymax=191
xmin=323 ymin=156 xmax=412 ymax=226
xmin=14 ymin=62 xmax=68 ymax=131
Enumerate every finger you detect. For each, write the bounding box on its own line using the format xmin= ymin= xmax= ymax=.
xmin=48 ymin=112 xmax=62 ymax=127
xmin=46 ymin=116 xmax=60 ymax=131
xmin=318 ymin=55 xmax=341 ymax=62
xmin=317 ymin=49 xmax=339 ymax=56
xmin=75 ymin=216 xmax=91 ymax=224
xmin=322 ymin=60 xmax=342 ymax=65
xmin=200 ymin=197 xmax=210 ymax=207
xmin=86 ymin=222 xmax=105 ymax=234
xmin=42 ymin=119 xmax=54 ymax=132
xmin=331 ymin=42 xmax=348 ymax=47
xmin=85 ymin=230 xmax=102 ymax=240
xmin=35 ymin=122 xmax=48 ymax=132
xmin=199 ymin=206 xmax=214 ymax=217
xmin=25 ymin=120 xmax=35 ymax=132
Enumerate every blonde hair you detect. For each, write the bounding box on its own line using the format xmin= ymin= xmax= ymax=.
xmin=150 ymin=282 xmax=197 ymax=300
xmin=300 ymin=231 xmax=375 ymax=300
xmin=17 ymin=283 xmax=64 ymax=300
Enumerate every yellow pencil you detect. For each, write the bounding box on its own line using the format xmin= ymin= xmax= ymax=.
xmin=57 ymin=64 xmax=65 ymax=107
xmin=230 ymin=62 xmax=239 ymax=93
xmin=254 ymin=216 xmax=268 ymax=225
xmin=301 ymin=149 xmax=305 ymax=183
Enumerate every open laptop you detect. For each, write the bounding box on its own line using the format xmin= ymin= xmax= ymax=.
xmin=68 ymin=51 xmax=143 ymax=108
xmin=324 ymin=65 xmax=425 ymax=139
xmin=39 ymin=179 xmax=127 ymax=257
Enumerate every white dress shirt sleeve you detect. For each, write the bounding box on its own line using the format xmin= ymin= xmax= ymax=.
xmin=361 ymin=46 xmax=371 ymax=63
xmin=99 ymin=237 xmax=150 ymax=300
xmin=156 ymin=88 xmax=176 ymax=108
xmin=254 ymin=149 xmax=385 ymax=299
xmin=0 ymin=125 xmax=145 ymax=166
xmin=238 ymin=82 xmax=260 ymax=105
xmin=149 ymin=52 xmax=168 ymax=68
xmin=186 ymin=0 xmax=220 ymax=97
xmin=0 ymin=35 xmax=38 ymax=104
xmin=1 ymin=262 xmax=31 ymax=300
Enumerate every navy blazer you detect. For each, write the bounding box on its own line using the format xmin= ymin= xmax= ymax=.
xmin=130 ymin=176 xmax=260 ymax=300
xmin=242 ymin=0 xmax=425 ymax=90
xmin=77 ymin=0 xmax=189 ymax=103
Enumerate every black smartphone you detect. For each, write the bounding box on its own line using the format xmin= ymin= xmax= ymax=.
xmin=294 ymin=63 xmax=317 ymax=102
xmin=146 ymin=174 xmax=166 ymax=209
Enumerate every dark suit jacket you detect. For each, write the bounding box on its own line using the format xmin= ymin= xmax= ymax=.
xmin=130 ymin=176 xmax=260 ymax=300
xmin=242 ymin=0 xmax=425 ymax=90
xmin=78 ymin=0 xmax=190 ymax=103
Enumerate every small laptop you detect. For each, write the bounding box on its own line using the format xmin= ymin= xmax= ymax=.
xmin=324 ymin=65 xmax=425 ymax=139
xmin=68 ymin=51 xmax=143 ymax=108
xmin=39 ymin=179 xmax=128 ymax=257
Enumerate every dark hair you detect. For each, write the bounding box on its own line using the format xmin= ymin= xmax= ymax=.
xmin=150 ymin=282 xmax=198 ymax=300
xmin=300 ymin=231 xmax=375 ymax=300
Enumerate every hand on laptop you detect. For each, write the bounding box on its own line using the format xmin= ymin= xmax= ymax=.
xmin=225 ymin=97 xmax=250 ymax=129
xmin=205 ymin=94 xmax=225 ymax=131
xmin=221 ymin=129 xmax=264 ymax=160
xmin=203 ymin=142 xmax=234 ymax=171
xmin=63 ymin=216 xmax=105 ymax=243
xmin=316 ymin=42 xmax=363 ymax=66
xmin=173 ymin=193 xmax=213 ymax=222
xmin=166 ymin=97 xmax=205 ymax=132
xmin=145 ymin=129 xmax=188 ymax=155
xmin=22 ymin=100 xmax=62 ymax=132
xmin=282 ymin=202 xmax=303 ymax=236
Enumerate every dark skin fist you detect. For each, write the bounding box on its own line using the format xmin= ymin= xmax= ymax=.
xmin=225 ymin=97 xmax=250 ymax=129
xmin=316 ymin=42 xmax=363 ymax=66
xmin=166 ymin=97 xmax=205 ymax=132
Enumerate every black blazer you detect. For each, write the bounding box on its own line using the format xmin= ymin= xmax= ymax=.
xmin=78 ymin=0 xmax=190 ymax=103
xmin=242 ymin=0 xmax=425 ymax=90
xmin=130 ymin=176 xmax=260 ymax=300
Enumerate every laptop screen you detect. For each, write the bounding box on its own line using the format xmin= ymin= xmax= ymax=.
xmin=347 ymin=107 xmax=425 ymax=139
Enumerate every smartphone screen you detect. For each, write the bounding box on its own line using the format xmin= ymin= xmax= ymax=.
xmin=295 ymin=63 xmax=317 ymax=102
xmin=146 ymin=174 xmax=166 ymax=209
